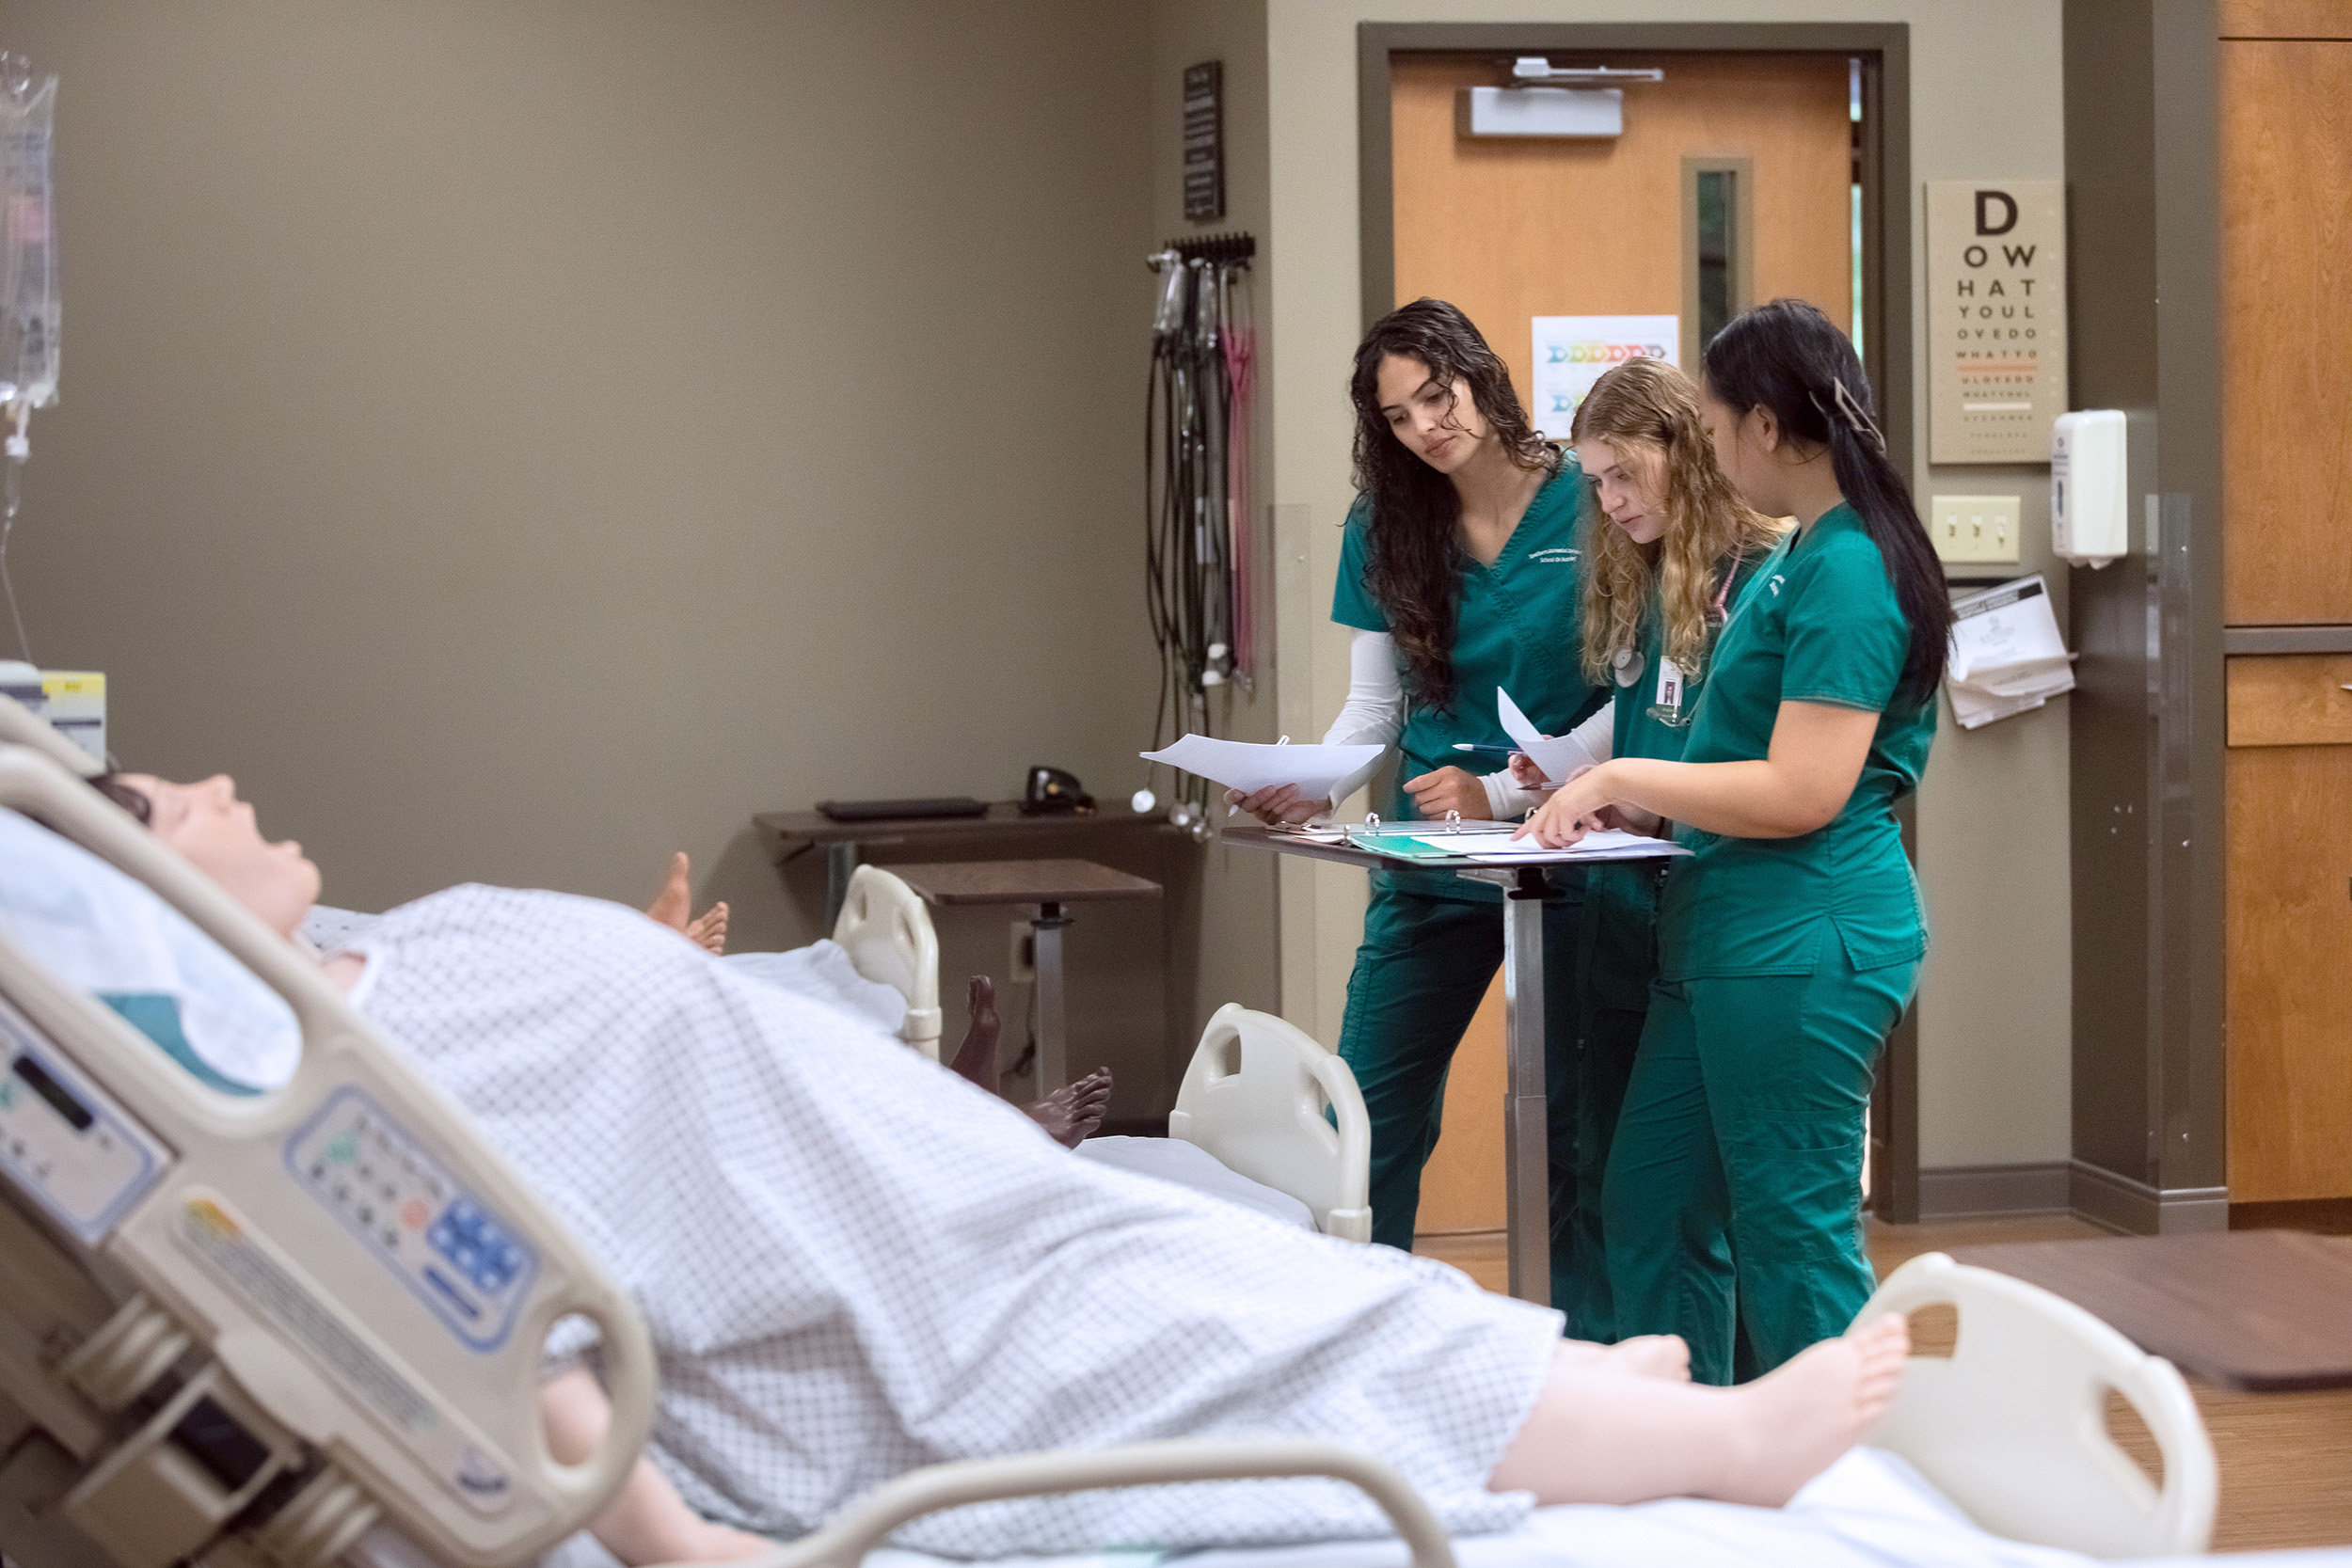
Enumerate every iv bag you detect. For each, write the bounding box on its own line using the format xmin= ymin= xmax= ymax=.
xmin=0 ymin=60 xmax=58 ymax=413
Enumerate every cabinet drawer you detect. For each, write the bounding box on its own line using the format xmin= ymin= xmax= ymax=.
xmin=2226 ymin=654 xmax=2352 ymax=747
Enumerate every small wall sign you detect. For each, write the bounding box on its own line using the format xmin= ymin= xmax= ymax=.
xmin=1927 ymin=180 xmax=2067 ymax=465
xmin=1184 ymin=61 xmax=1224 ymax=223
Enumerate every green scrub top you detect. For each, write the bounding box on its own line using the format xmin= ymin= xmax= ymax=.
xmin=1581 ymin=550 xmax=1760 ymax=1010
xmin=1331 ymin=460 xmax=1605 ymax=898
xmin=1658 ymin=502 xmax=1937 ymax=979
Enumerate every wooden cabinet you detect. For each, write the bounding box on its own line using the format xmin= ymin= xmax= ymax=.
xmin=2220 ymin=24 xmax=2352 ymax=624
xmin=2225 ymin=657 xmax=2352 ymax=1201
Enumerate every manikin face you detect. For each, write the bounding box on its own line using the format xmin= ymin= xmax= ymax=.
xmin=119 ymin=773 xmax=320 ymax=940
xmin=1375 ymin=354 xmax=1489 ymax=476
xmin=1581 ymin=435 xmax=1670 ymax=546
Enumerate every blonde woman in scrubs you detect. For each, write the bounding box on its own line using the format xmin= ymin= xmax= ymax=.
xmin=1530 ymin=356 xmax=1783 ymax=1349
xmin=1518 ymin=299 xmax=1950 ymax=1382
xmin=1231 ymin=298 xmax=1607 ymax=1292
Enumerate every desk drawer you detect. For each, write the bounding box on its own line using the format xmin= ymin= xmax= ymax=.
xmin=2226 ymin=654 xmax=2352 ymax=747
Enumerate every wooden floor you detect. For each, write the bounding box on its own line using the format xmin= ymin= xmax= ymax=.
xmin=1415 ymin=1215 xmax=2352 ymax=1554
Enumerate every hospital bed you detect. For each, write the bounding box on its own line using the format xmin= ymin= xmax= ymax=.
xmin=0 ymin=726 xmax=1441 ymax=1568
xmin=0 ymin=711 xmax=2325 ymax=1568
xmin=831 ymin=863 xmax=1373 ymax=1242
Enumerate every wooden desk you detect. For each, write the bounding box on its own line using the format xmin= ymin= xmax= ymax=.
xmin=1951 ymin=1229 xmax=2352 ymax=1392
xmin=755 ymin=804 xmax=1173 ymax=926
xmin=889 ymin=860 xmax=1162 ymax=1096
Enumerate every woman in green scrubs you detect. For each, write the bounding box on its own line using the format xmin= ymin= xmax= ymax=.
xmin=1535 ymin=356 xmax=1784 ymax=1346
xmin=1230 ymin=299 xmax=1605 ymax=1287
xmin=1518 ymin=299 xmax=1951 ymax=1381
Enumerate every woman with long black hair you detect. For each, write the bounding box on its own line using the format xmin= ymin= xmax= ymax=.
xmin=1518 ymin=299 xmax=1948 ymax=1381
xmin=1230 ymin=298 xmax=1607 ymax=1286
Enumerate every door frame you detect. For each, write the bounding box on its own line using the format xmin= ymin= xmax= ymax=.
xmin=1354 ymin=21 xmax=1923 ymax=1222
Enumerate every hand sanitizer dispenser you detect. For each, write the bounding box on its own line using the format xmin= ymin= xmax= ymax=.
xmin=2052 ymin=410 xmax=2128 ymax=568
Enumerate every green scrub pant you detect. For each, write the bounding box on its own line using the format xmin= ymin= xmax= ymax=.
xmin=1560 ymin=861 xmax=1668 ymax=1344
xmin=1601 ymin=929 xmax=1917 ymax=1383
xmin=1338 ymin=882 xmax=1581 ymax=1307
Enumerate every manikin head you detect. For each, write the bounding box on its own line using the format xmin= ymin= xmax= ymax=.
xmin=104 ymin=773 xmax=320 ymax=940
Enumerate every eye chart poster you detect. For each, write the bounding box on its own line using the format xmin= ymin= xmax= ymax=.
xmin=1928 ymin=181 xmax=2067 ymax=464
xmin=1531 ymin=315 xmax=1678 ymax=439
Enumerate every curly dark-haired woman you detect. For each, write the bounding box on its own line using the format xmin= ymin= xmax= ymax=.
xmin=1229 ymin=299 xmax=1609 ymax=1290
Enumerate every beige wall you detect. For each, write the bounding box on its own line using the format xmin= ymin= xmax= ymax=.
xmin=3 ymin=1 xmax=1201 ymax=1111
xmin=1146 ymin=0 xmax=1282 ymax=1094
xmin=1254 ymin=0 xmax=2073 ymax=1168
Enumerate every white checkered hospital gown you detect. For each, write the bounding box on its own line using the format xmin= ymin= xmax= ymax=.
xmin=345 ymin=885 xmax=1563 ymax=1558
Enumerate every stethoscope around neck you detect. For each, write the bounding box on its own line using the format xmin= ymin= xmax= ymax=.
xmin=1610 ymin=557 xmax=1742 ymax=690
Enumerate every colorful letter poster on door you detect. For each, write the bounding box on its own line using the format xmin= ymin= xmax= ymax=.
xmin=1531 ymin=316 xmax=1678 ymax=438
xmin=1928 ymin=180 xmax=2067 ymax=464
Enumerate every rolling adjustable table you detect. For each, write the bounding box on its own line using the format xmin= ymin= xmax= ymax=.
xmin=755 ymin=804 xmax=1172 ymax=927
xmin=1225 ymin=823 xmax=1681 ymax=1307
xmin=886 ymin=859 xmax=1163 ymax=1098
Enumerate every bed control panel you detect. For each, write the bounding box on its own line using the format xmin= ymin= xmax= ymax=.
xmin=286 ymin=1087 xmax=536 ymax=1351
xmin=0 ymin=1004 xmax=169 ymax=1243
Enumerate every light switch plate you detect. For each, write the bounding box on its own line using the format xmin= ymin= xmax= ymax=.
xmin=1930 ymin=495 xmax=2021 ymax=564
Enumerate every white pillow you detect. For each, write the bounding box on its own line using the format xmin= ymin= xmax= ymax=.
xmin=0 ymin=807 xmax=301 ymax=1092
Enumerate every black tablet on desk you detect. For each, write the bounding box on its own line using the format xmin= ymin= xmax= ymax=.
xmin=816 ymin=797 xmax=991 ymax=823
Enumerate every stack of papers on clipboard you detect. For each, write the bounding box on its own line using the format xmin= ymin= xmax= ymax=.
xmin=1333 ymin=822 xmax=1688 ymax=864
xmin=1945 ymin=575 xmax=2076 ymax=730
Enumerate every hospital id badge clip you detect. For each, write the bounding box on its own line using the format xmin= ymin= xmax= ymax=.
xmin=1647 ymin=656 xmax=1693 ymax=729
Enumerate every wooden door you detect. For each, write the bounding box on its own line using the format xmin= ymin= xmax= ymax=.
xmin=1391 ymin=54 xmax=1855 ymax=1235
xmin=2220 ymin=23 xmax=2352 ymax=625
xmin=2225 ymin=655 xmax=2352 ymax=1201
xmin=1391 ymin=52 xmax=1854 ymax=408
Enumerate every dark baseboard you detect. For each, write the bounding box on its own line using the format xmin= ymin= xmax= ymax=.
xmin=2067 ymin=1158 xmax=2228 ymax=1236
xmin=1915 ymin=1162 xmax=2071 ymax=1220
xmin=2230 ymin=1196 xmax=2352 ymax=1235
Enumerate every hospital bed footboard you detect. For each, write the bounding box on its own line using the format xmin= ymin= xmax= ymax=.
xmin=1170 ymin=1006 xmax=1372 ymax=1243
xmin=0 ymin=736 xmax=659 ymax=1568
xmin=834 ymin=879 xmax=1373 ymax=1243
xmin=1859 ymin=1251 xmax=2217 ymax=1560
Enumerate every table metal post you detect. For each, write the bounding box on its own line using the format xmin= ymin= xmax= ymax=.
xmin=1501 ymin=867 xmax=1551 ymax=1307
xmin=1030 ymin=900 xmax=1071 ymax=1094
xmin=824 ymin=841 xmax=860 ymax=930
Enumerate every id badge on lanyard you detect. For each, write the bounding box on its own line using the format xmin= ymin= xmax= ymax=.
xmin=1647 ymin=560 xmax=1741 ymax=729
xmin=1647 ymin=657 xmax=1691 ymax=728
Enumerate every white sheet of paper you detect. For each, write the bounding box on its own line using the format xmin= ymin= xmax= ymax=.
xmin=1465 ymin=828 xmax=1690 ymax=863
xmin=1141 ymin=734 xmax=1385 ymax=801
xmin=1947 ymin=575 xmax=2068 ymax=681
xmin=1497 ymin=688 xmax=1598 ymax=784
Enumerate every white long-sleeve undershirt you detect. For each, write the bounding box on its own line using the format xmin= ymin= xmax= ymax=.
xmin=1319 ymin=629 xmax=1613 ymax=820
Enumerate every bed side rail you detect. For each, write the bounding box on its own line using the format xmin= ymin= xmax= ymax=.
xmin=0 ymin=737 xmax=654 ymax=1568
xmin=672 ymin=1438 xmax=1456 ymax=1568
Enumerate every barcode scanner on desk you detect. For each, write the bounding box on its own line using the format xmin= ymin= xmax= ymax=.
xmin=1020 ymin=767 xmax=1095 ymax=816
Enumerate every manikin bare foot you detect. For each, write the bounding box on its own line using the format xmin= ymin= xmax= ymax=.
xmin=1717 ymin=1311 xmax=1911 ymax=1507
xmin=1488 ymin=1312 xmax=1909 ymax=1510
xmin=949 ymin=974 xmax=1108 ymax=1147
xmin=1023 ymin=1068 xmax=1113 ymax=1148
xmin=948 ymin=974 xmax=1000 ymax=1088
xmin=645 ymin=851 xmax=728 ymax=955
xmin=1595 ymin=1334 xmax=1693 ymax=1383
xmin=683 ymin=901 xmax=728 ymax=956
